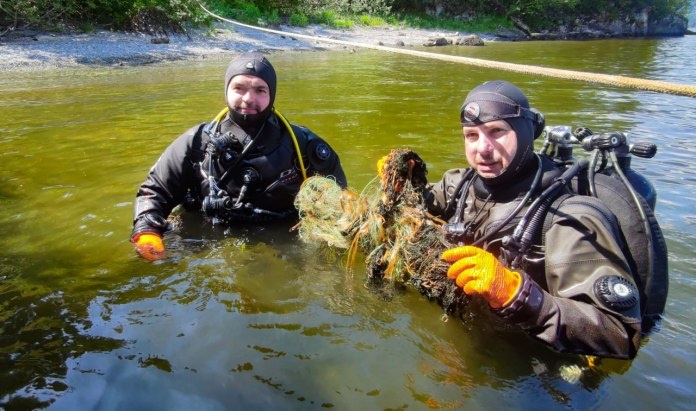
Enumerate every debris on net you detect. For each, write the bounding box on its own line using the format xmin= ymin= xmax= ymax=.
xmin=294 ymin=148 xmax=468 ymax=314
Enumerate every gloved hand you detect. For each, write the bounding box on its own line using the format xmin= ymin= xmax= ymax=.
xmin=376 ymin=154 xmax=389 ymax=183
xmin=441 ymin=245 xmax=521 ymax=308
xmin=132 ymin=232 xmax=166 ymax=261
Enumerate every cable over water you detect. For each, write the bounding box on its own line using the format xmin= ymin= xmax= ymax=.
xmin=199 ymin=3 xmax=696 ymax=99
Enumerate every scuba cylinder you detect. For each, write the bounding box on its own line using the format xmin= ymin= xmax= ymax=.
xmin=532 ymin=125 xmax=668 ymax=327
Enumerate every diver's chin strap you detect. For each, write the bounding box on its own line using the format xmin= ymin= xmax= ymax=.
xmin=208 ymin=107 xmax=308 ymax=181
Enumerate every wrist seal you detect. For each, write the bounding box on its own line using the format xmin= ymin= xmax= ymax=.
xmin=131 ymin=213 xmax=171 ymax=240
xmin=495 ymin=272 xmax=544 ymax=322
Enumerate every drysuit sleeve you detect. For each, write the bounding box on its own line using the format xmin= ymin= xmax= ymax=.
xmin=130 ymin=124 xmax=206 ymax=239
xmin=497 ymin=195 xmax=643 ymax=359
xmin=424 ymin=168 xmax=469 ymax=220
xmin=298 ymin=126 xmax=347 ymax=189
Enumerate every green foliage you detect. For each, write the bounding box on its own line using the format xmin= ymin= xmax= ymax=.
xmin=310 ymin=10 xmax=340 ymax=25
xmin=0 ymin=0 xmax=690 ymax=33
xmin=649 ymin=0 xmax=691 ymax=19
xmin=130 ymin=0 xmax=209 ymax=26
xmin=358 ymin=14 xmax=388 ymax=26
xmin=391 ymin=0 xmax=689 ymax=30
xmin=289 ymin=12 xmax=308 ymax=27
xmin=265 ymin=9 xmax=281 ymax=26
xmin=330 ymin=17 xmax=354 ymax=29
xmin=206 ymin=0 xmax=262 ymax=25
xmin=294 ymin=0 xmax=394 ymax=16
xmin=0 ymin=0 xmax=207 ymax=32
xmin=399 ymin=12 xmax=512 ymax=32
xmin=253 ymin=0 xmax=299 ymax=15
xmin=79 ymin=21 xmax=97 ymax=33
xmin=499 ymin=0 xmax=691 ymax=30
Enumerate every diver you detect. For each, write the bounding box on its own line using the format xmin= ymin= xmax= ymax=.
xmin=130 ymin=52 xmax=347 ymax=261
xmin=381 ymin=80 xmax=667 ymax=359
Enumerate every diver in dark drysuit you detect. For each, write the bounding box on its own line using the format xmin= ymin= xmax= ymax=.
xmin=130 ymin=52 xmax=347 ymax=261
xmin=423 ymin=80 xmax=665 ymax=359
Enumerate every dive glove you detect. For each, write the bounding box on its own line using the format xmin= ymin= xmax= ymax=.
xmin=441 ymin=245 xmax=521 ymax=308
xmin=133 ymin=232 xmax=166 ymax=262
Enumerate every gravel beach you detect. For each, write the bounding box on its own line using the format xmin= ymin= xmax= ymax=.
xmin=0 ymin=22 xmax=477 ymax=72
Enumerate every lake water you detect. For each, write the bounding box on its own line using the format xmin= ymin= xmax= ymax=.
xmin=1 ymin=35 xmax=695 ymax=410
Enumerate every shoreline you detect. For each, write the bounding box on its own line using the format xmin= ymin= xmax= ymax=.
xmin=0 ymin=22 xmax=492 ymax=72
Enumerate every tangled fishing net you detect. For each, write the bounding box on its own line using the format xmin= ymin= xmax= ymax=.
xmin=294 ymin=148 xmax=468 ymax=314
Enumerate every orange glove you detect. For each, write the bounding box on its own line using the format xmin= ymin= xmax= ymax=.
xmin=132 ymin=233 xmax=166 ymax=261
xmin=441 ymin=245 xmax=521 ymax=308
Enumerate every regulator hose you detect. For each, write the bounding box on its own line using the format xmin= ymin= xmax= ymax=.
xmin=505 ymin=158 xmax=585 ymax=268
xmin=607 ymin=150 xmax=654 ymax=285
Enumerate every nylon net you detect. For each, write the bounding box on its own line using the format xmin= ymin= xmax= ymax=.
xmin=294 ymin=148 xmax=468 ymax=314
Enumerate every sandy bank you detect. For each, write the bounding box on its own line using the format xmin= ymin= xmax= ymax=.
xmin=0 ymin=22 xmax=486 ymax=72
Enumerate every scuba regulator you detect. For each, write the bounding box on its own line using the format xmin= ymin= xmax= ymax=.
xmin=499 ymin=124 xmax=660 ymax=271
xmin=198 ymin=107 xmax=307 ymax=224
xmin=199 ymin=108 xmax=264 ymax=224
xmin=540 ymin=125 xmax=658 ymax=209
xmin=513 ymin=125 xmax=668 ymax=321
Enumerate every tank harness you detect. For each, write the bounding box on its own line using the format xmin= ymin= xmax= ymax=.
xmin=444 ymin=125 xmax=668 ymax=327
xmin=195 ymin=107 xmax=308 ymax=224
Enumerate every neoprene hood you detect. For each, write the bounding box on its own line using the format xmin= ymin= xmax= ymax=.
xmin=460 ymin=80 xmax=543 ymax=186
xmin=224 ymin=52 xmax=277 ymax=127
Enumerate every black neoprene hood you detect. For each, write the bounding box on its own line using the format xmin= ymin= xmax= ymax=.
xmin=460 ymin=80 xmax=539 ymax=186
xmin=224 ymin=52 xmax=277 ymax=128
xmin=224 ymin=52 xmax=277 ymax=103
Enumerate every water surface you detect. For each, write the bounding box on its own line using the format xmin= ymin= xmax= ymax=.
xmin=1 ymin=36 xmax=695 ymax=410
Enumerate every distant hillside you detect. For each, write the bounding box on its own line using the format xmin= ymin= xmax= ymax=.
xmin=689 ymin=0 xmax=696 ymax=27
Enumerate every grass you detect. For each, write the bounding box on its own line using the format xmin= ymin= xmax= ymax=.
xmin=397 ymin=13 xmax=512 ymax=32
xmin=306 ymin=11 xmax=509 ymax=32
xmin=204 ymin=2 xmax=512 ymax=34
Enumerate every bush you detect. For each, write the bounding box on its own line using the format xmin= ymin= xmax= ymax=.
xmin=289 ymin=12 xmax=308 ymax=27
xmin=358 ymin=13 xmax=387 ymax=26
xmin=0 ymin=0 xmax=689 ymax=34
xmin=0 ymin=0 xmax=207 ymax=32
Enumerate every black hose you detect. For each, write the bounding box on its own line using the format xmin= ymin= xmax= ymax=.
xmin=472 ymin=154 xmax=544 ymax=247
xmin=444 ymin=168 xmax=474 ymax=221
xmin=587 ymin=149 xmax=600 ymax=197
xmin=608 ymin=150 xmax=654 ymax=283
xmin=508 ymin=159 xmax=584 ymax=267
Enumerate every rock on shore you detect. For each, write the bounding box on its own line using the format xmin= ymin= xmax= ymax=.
xmin=0 ymin=23 xmax=493 ymax=72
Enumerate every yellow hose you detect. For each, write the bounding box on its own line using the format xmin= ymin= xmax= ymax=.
xmin=210 ymin=107 xmax=307 ymax=181
xmin=212 ymin=107 xmax=228 ymax=123
xmin=275 ymin=109 xmax=308 ymax=181
xmin=199 ymin=3 xmax=696 ymax=99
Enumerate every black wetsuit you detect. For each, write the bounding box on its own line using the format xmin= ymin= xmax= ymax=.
xmin=131 ymin=113 xmax=346 ymax=237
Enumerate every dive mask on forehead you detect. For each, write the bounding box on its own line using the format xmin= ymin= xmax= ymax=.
xmin=460 ymin=98 xmax=538 ymax=126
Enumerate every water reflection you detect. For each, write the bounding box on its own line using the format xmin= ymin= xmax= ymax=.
xmin=0 ymin=265 xmax=125 ymax=409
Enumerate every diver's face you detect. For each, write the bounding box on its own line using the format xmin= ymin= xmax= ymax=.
xmin=226 ymin=74 xmax=271 ymax=115
xmin=463 ymin=119 xmax=517 ymax=179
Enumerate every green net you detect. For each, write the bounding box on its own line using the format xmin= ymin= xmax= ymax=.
xmin=294 ymin=148 xmax=468 ymax=314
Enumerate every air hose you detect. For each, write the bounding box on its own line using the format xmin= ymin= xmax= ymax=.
xmin=207 ymin=107 xmax=308 ymax=182
xmin=504 ymin=158 xmax=585 ymax=269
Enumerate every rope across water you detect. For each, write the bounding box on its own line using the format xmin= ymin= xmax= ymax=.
xmin=199 ymin=3 xmax=696 ymax=99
